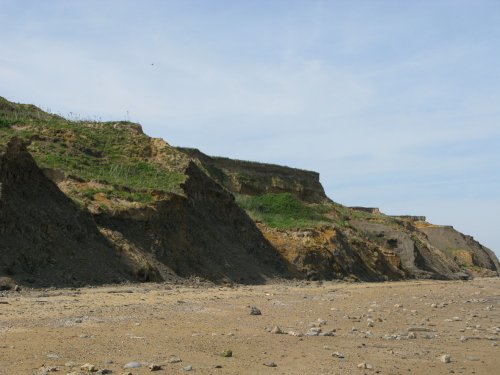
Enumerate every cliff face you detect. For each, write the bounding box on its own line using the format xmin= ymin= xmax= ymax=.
xmin=0 ymin=96 xmax=498 ymax=286
xmin=257 ymin=224 xmax=406 ymax=281
xmin=352 ymin=219 xmax=463 ymax=280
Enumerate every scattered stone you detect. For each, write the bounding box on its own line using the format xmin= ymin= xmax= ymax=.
xmin=319 ymin=330 xmax=335 ymax=336
xmin=263 ymin=361 xmax=277 ymax=367
xmin=214 ymin=365 xmax=222 ymax=368
xmin=123 ymin=362 xmax=141 ymax=369
xmin=440 ymin=354 xmax=451 ymax=363
xmin=96 ymin=370 xmax=112 ymax=374
xmin=316 ymin=318 xmax=327 ymax=326
xmin=383 ymin=334 xmax=398 ymax=340
xmin=221 ymin=349 xmax=233 ymax=357
xmin=182 ymin=365 xmax=193 ymax=371
xmin=306 ymin=327 xmax=322 ymax=336
xmin=0 ymin=277 xmax=14 ymax=291
xmin=65 ymin=362 xmax=77 ymax=368
xmin=357 ymin=362 xmax=373 ymax=369
xmin=81 ymin=363 xmax=97 ymax=372
xmin=149 ymin=364 xmax=162 ymax=371
xmin=332 ymin=351 xmax=345 ymax=358
xmin=270 ymin=326 xmax=283 ymax=334
xmin=407 ymin=332 xmax=417 ymax=339
xmin=47 ymin=354 xmax=60 ymax=359
xmin=250 ymin=306 xmax=262 ymax=315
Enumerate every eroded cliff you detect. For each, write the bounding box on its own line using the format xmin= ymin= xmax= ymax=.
xmin=0 ymin=96 xmax=498 ymax=286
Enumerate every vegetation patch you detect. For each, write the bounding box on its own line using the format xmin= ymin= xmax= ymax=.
xmin=0 ymin=97 xmax=186 ymax=197
xmin=235 ymin=193 xmax=331 ymax=229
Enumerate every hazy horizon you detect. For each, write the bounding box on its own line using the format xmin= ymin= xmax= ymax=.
xmin=1 ymin=0 xmax=498 ymax=256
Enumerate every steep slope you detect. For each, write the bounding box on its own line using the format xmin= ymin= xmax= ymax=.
xmin=0 ymin=138 xmax=138 ymax=286
xmin=93 ymin=161 xmax=291 ymax=283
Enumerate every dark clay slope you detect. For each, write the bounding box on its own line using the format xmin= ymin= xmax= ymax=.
xmin=0 ymin=138 xmax=136 ymax=287
xmin=94 ymin=162 xmax=292 ymax=284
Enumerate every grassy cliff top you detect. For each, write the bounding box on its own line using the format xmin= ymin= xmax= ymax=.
xmin=0 ymin=97 xmax=188 ymax=206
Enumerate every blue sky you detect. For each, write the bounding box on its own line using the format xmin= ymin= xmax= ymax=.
xmin=1 ymin=0 xmax=499 ymax=256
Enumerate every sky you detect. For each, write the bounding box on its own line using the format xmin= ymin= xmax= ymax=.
xmin=1 ymin=0 xmax=499 ymax=256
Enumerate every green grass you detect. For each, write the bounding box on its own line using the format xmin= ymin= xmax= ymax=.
xmin=0 ymin=97 xmax=186 ymax=197
xmin=235 ymin=193 xmax=331 ymax=229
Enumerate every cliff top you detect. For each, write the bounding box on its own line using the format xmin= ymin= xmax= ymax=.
xmin=0 ymin=97 xmax=190 ymax=209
